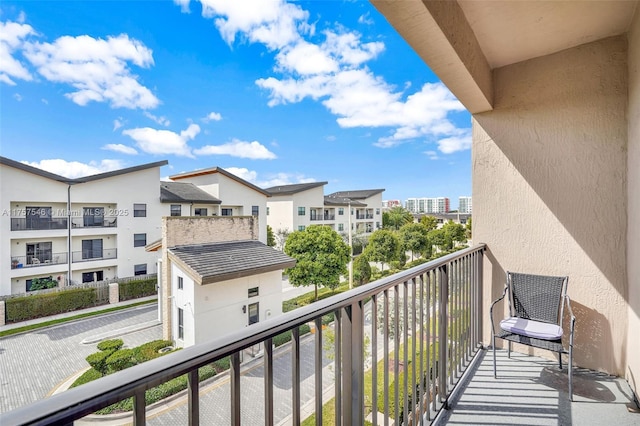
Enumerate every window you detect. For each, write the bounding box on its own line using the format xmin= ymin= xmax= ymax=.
xmin=134 ymin=233 xmax=147 ymax=247
xmin=376 ymin=208 xmax=380 ymax=215
xmin=133 ymin=203 xmax=147 ymax=217
xmin=338 ymin=223 xmax=344 ymax=232
xmin=26 ymin=241 xmax=52 ymax=264
xmin=134 ymin=264 xmax=147 ymax=275
xmin=252 ymin=205 xmax=259 ymax=216
xmin=266 ymin=207 xmax=270 ymax=216
xmin=222 ymin=208 xmax=233 ymax=216
xmin=248 ymin=302 xmax=259 ymax=325
xmin=170 ymin=204 xmax=181 ymax=216
xmin=248 ymin=287 xmax=259 ymax=297
xmin=82 ymin=239 xmax=103 ymax=259
xmin=178 ymin=276 xmax=184 ymax=290
xmin=351 ymin=209 xmax=354 ymax=215
xmin=82 ymin=271 xmax=104 ymax=283
xmin=298 ymin=225 xmax=306 ymax=231
xmin=376 ymin=222 xmax=381 ymax=229
xmin=298 ymin=207 xmax=306 ymax=216
xmin=83 ymin=207 xmax=104 ymax=227
xmin=25 ymin=206 xmax=52 ymax=229
xmin=194 ymin=208 xmax=207 ymax=216
xmin=338 ymin=208 xmax=344 ymax=215
xmin=178 ymin=308 xmax=184 ymax=339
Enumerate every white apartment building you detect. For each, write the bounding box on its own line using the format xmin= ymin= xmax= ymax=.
xmin=160 ymin=181 xmax=222 ymax=217
xmin=265 ymin=183 xmax=384 ymax=238
xmin=458 ymin=196 xmax=472 ymax=214
xmin=0 ymin=156 xmax=167 ymax=296
xmin=168 ymin=167 xmax=270 ymax=244
xmin=405 ymin=197 xmax=450 ymax=214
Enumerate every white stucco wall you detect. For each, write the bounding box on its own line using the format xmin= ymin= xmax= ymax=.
xmin=626 ymin=6 xmax=640 ymax=397
xmin=474 ymin=36 xmax=628 ymax=375
xmin=266 ymin=198 xmax=294 ymax=234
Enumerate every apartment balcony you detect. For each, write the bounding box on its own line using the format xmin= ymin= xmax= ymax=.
xmin=10 ymin=252 xmax=68 ymax=269
xmin=10 ymin=217 xmax=67 ymax=231
xmin=310 ymin=214 xmax=336 ymax=221
xmin=71 ymin=248 xmax=117 ymax=263
xmin=70 ymin=216 xmax=118 ymax=229
xmin=356 ymin=213 xmax=374 ymax=220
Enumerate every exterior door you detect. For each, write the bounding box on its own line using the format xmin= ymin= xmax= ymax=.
xmin=248 ymin=302 xmax=259 ymax=325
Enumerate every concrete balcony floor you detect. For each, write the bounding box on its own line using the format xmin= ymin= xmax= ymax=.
xmin=441 ymin=349 xmax=639 ymax=425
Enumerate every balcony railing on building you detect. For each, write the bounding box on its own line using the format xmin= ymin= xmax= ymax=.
xmin=2 ymin=244 xmax=484 ymax=426
xmin=10 ymin=217 xmax=68 ymax=231
xmin=10 ymin=252 xmax=68 ymax=269
xmin=70 ymin=216 xmax=118 ymax=229
xmin=310 ymin=214 xmax=336 ymax=221
xmin=71 ymin=248 xmax=117 ymax=263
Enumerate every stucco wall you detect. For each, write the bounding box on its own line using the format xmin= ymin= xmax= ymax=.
xmin=626 ymin=6 xmax=640 ymax=397
xmin=474 ymin=36 xmax=628 ymax=375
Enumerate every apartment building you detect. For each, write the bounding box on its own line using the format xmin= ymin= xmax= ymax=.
xmin=168 ymin=167 xmax=271 ymax=244
xmin=405 ymin=197 xmax=450 ymax=214
xmin=381 ymin=199 xmax=401 ymax=209
xmin=0 ymin=156 xmax=167 ymax=296
xmin=265 ymin=183 xmax=384 ymax=238
xmin=458 ymin=196 xmax=472 ymax=214
xmin=160 ymin=181 xmax=221 ymax=217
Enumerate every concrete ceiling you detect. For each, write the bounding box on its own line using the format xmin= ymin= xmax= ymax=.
xmin=458 ymin=0 xmax=638 ymax=69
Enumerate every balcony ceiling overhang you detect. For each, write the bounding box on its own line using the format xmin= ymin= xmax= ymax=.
xmin=371 ymin=0 xmax=638 ymax=114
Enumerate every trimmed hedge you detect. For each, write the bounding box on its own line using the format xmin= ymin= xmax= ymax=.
xmin=97 ymin=339 xmax=124 ymax=352
xmin=5 ymin=288 xmax=98 ymax=322
xmin=132 ymin=340 xmax=173 ymax=363
xmin=106 ymin=349 xmax=136 ymax=373
xmin=86 ymin=351 xmax=112 ymax=375
xmin=273 ymin=324 xmax=311 ymax=347
xmin=71 ymin=368 xmax=102 ymax=388
xmin=119 ymin=278 xmax=157 ymax=301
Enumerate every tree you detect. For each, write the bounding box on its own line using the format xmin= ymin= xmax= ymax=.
xmin=399 ymin=222 xmax=429 ymax=261
xmin=420 ymin=215 xmax=438 ymax=232
xmin=284 ymin=226 xmax=350 ymax=301
xmin=353 ymin=254 xmax=372 ymax=286
xmin=465 ymin=217 xmax=472 ymax=239
xmin=274 ymin=228 xmax=291 ymax=251
xmin=266 ymin=225 xmax=276 ymax=247
xmin=364 ymin=229 xmax=400 ymax=271
xmin=383 ymin=206 xmax=414 ymax=230
xmin=443 ymin=220 xmax=467 ymax=248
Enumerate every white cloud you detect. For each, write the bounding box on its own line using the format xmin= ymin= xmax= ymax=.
xmin=275 ymin=41 xmax=338 ymax=75
xmin=194 ymin=139 xmax=276 ymax=159
xmin=144 ymin=111 xmax=170 ymax=126
xmin=113 ymin=118 xmax=124 ymax=131
xmin=437 ymin=135 xmax=472 ymax=154
xmin=102 ymin=143 xmax=138 ymax=155
xmin=0 ymin=20 xmax=35 ymax=85
xmin=223 ymin=167 xmax=314 ymax=188
xmin=198 ymin=0 xmax=311 ymax=50
xmin=23 ymin=33 xmax=159 ymax=109
xmin=424 ymin=150 xmax=439 ymax=160
xmin=13 ymin=93 xmax=22 ymax=101
xmin=358 ymin=13 xmax=374 ymax=25
xmin=122 ymin=123 xmax=199 ymax=157
xmin=174 ymin=0 xmax=191 ymax=13
xmin=21 ymin=158 xmax=125 ymax=179
xmin=203 ymin=111 xmax=222 ymax=122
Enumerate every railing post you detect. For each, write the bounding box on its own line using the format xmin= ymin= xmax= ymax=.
xmin=264 ymin=338 xmax=274 ymax=426
xmin=341 ymin=302 xmax=364 ymax=426
xmin=230 ymin=352 xmax=241 ymax=426
xmin=133 ymin=389 xmax=145 ymax=425
xmin=187 ymin=369 xmax=199 ymax=426
xmin=292 ymin=327 xmax=301 ymax=425
xmin=335 ymin=309 xmax=342 ymax=426
xmin=438 ymin=264 xmax=448 ymax=402
xmin=315 ymin=317 xmax=323 ymax=426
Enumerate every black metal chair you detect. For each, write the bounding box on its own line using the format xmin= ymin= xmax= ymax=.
xmin=490 ymin=271 xmax=576 ymax=400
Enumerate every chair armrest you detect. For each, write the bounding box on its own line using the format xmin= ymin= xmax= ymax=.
xmin=565 ymin=295 xmax=576 ymax=338
xmin=489 ymin=286 xmax=508 ymax=334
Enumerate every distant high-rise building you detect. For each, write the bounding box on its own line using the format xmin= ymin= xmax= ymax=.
xmin=404 ymin=197 xmax=450 ymax=214
xmin=382 ymin=200 xmax=401 ymax=209
xmin=459 ymin=196 xmax=472 ymax=214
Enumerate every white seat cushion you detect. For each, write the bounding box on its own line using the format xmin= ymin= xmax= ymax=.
xmin=500 ymin=317 xmax=563 ymax=340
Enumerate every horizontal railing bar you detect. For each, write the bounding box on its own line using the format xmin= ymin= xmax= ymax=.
xmin=2 ymin=244 xmax=485 ymax=426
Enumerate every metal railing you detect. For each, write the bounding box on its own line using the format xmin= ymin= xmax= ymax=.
xmin=10 ymin=217 xmax=68 ymax=231
xmin=10 ymin=252 xmax=68 ymax=269
xmin=70 ymin=216 xmax=118 ymax=229
xmin=1 ymin=245 xmax=484 ymax=426
xmin=71 ymin=248 xmax=117 ymax=263
xmin=310 ymin=214 xmax=336 ymax=221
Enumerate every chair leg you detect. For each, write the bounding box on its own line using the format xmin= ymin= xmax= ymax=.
xmin=569 ymin=347 xmax=574 ymax=401
xmin=493 ymin=335 xmax=497 ymax=379
xmin=507 ymin=341 xmax=511 ymax=358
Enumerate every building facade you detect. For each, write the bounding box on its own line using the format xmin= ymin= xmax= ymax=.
xmin=0 ymin=157 xmax=167 ymax=296
xmin=405 ymin=197 xmax=450 ymax=214
xmin=458 ymin=196 xmax=472 ymax=214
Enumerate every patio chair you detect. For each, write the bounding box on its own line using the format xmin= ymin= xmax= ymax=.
xmin=490 ymin=271 xmax=576 ymax=400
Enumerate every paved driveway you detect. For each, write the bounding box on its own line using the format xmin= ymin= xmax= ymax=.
xmin=0 ymin=304 xmax=161 ymax=413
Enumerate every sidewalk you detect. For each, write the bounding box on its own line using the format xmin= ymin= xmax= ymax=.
xmin=0 ymin=295 xmax=158 ymax=334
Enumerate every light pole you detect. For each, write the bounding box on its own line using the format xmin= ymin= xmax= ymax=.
xmin=348 ymin=199 xmax=353 ymax=289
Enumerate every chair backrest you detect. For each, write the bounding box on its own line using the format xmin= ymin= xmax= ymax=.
xmin=507 ymin=272 xmax=568 ymax=325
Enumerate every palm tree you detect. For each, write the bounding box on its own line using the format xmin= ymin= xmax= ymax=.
xmin=383 ymin=206 xmax=414 ymax=230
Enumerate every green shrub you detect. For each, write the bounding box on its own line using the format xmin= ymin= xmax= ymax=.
xmin=70 ymin=368 xmax=103 ymax=388
xmin=86 ymin=351 xmax=112 ymax=375
xmin=29 ymin=276 xmax=58 ymax=291
xmin=5 ymin=288 xmax=98 ymax=322
xmin=133 ymin=340 xmax=174 ymax=363
xmin=106 ymin=349 xmax=136 ymax=373
xmin=118 ymin=278 xmax=157 ymax=301
xmin=273 ymin=324 xmax=311 ymax=347
xmin=97 ymin=339 xmax=124 ymax=352
xmin=211 ymin=357 xmax=230 ymax=373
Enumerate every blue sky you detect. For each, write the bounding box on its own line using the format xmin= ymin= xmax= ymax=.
xmin=0 ymin=0 xmax=472 ymax=207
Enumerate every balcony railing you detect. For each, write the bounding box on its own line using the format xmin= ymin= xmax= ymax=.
xmin=71 ymin=248 xmax=117 ymax=263
xmin=356 ymin=214 xmax=374 ymax=220
xmin=70 ymin=216 xmax=118 ymax=229
xmin=10 ymin=217 xmax=68 ymax=231
xmin=310 ymin=214 xmax=336 ymax=221
xmin=10 ymin=252 xmax=68 ymax=269
xmin=2 ymin=244 xmax=485 ymax=425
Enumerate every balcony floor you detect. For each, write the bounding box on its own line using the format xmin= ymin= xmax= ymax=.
xmin=440 ymin=349 xmax=639 ymax=425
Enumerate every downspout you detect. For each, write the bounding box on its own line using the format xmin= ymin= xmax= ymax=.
xmin=67 ymin=184 xmax=72 ymax=286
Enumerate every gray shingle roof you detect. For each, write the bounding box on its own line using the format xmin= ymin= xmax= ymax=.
xmin=323 ymin=196 xmax=366 ymax=207
xmin=265 ymin=181 xmax=328 ymax=195
xmin=169 ymin=166 xmax=271 ymax=196
xmin=327 ymin=189 xmax=385 ymax=200
xmin=169 ymin=240 xmax=296 ymax=285
xmin=160 ymin=182 xmax=221 ymax=204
